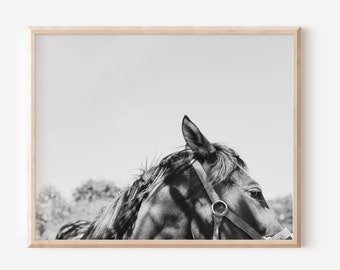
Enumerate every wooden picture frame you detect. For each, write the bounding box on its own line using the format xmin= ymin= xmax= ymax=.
xmin=28 ymin=27 xmax=301 ymax=248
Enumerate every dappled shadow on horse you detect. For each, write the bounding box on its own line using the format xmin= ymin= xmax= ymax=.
xmin=56 ymin=115 xmax=292 ymax=240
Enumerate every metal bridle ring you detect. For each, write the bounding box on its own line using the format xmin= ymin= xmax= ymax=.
xmin=211 ymin=200 xmax=228 ymax=217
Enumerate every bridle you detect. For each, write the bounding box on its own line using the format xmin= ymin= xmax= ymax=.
xmin=190 ymin=159 xmax=292 ymax=240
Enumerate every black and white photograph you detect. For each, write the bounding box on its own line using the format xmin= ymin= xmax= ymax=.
xmin=30 ymin=27 xmax=300 ymax=247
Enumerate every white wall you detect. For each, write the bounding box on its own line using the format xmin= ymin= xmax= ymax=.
xmin=0 ymin=0 xmax=338 ymax=269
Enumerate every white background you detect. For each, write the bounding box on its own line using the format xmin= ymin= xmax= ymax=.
xmin=0 ymin=0 xmax=338 ymax=270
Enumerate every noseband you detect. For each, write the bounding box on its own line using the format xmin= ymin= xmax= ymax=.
xmin=190 ymin=159 xmax=292 ymax=240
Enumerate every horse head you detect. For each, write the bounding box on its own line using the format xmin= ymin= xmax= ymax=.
xmin=131 ymin=116 xmax=292 ymax=240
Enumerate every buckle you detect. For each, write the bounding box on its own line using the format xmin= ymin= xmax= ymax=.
xmin=211 ymin=200 xmax=228 ymax=217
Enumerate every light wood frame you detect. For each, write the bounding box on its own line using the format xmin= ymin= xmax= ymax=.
xmin=28 ymin=27 xmax=301 ymax=248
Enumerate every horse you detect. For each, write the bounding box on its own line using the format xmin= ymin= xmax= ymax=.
xmin=56 ymin=115 xmax=292 ymax=240
xmin=55 ymin=220 xmax=91 ymax=240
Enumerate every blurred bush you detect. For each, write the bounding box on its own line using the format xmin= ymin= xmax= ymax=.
xmin=267 ymin=195 xmax=293 ymax=233
xmin=36 ymin=186 xmax=72 ymax=239
xmin=72 ymin=179 xmax=120 ymax=202
xmin=36 ymin=180 xmax=120 ymax=240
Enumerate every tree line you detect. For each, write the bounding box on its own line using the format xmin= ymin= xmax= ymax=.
xmin=36 ymin=179 xmax=120 ymax=239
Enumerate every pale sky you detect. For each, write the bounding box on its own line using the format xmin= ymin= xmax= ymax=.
xmin=36 ymin=34 xmax=293 ymax=200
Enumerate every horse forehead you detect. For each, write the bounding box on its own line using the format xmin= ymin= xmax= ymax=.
xmin=231 ymin=170 xmax=260 ymax=188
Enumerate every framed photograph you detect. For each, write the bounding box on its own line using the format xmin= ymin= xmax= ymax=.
xmin=28 ymin=27 xmax=301 ymax=248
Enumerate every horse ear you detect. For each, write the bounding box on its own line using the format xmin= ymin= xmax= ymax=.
xmin=182 ymin=115 xmax=216 ymax=159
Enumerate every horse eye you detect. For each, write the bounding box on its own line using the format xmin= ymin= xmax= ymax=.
xmin=248 ymin=189 xmax=262 ymax=200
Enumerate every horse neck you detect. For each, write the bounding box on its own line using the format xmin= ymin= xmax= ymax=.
xmin=130 ymin=173 xmax=199 ymax=239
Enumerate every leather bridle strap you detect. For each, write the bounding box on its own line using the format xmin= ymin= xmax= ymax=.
xmin=191 ymin=160 xmax=220 ymax=203
xmin=191 ymin=159 xmax=263 ymax=240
